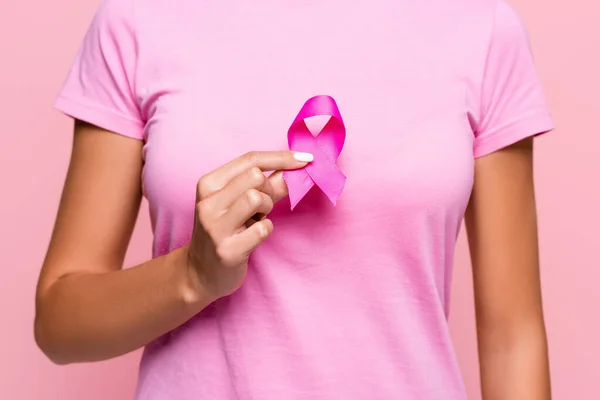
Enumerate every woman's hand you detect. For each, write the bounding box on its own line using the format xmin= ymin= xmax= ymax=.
xmin=35 ymin=124 xmax=313 ymax=364
xmin=186 ymin=151 xmax=313 ymax=301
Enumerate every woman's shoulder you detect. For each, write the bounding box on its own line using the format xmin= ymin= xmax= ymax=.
xmin=456 ymin=0 xmax=528 ymax=36
xmin=431 ymin=0 xmax=532 ymax=55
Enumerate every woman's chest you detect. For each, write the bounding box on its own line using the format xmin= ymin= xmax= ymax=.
xmin=138 ymin=0 xmax=477 ymax=223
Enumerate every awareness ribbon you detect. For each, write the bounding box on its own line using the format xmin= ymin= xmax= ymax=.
xmin=283 ymin=95 xmax=346 ymax=210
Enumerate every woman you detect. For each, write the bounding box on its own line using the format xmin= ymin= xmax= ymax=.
xmin=35 ymin=0 xmax=553 ymax=398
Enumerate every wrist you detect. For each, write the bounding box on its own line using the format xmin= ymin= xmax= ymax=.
xmin=172 ymin=246 xmax=218 ymax=309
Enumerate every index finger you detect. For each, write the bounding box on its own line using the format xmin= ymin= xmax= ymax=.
xmin=203 ymin=151 xmax=312 ymax=195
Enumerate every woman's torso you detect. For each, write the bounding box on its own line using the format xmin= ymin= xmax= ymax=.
xmin=134 ymin=0 xmax=492 ymax=398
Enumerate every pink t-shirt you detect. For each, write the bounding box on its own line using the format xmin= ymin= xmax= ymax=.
xmin=55 ymin=0 xmax=554 ymax=398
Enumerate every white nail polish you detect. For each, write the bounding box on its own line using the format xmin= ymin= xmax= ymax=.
xmin=293 ymin=152 xmax=314 ymax=162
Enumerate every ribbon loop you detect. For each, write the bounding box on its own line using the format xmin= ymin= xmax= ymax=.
xmin=283 ymin=95 xmax=347 ymax=210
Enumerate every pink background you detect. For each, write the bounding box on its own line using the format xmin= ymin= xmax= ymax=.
xmin=1 ymin=0 xmax=598 ymax=398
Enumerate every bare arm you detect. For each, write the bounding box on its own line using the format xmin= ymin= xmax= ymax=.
xmin=35 ymin=121 xmax=308 ymax=364
xmin=465 ymin=138 xmax=551 ymax=399
xmin=34 ymin=121 xmax=208 ymax=364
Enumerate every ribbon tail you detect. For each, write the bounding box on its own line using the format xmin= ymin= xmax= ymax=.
xmin=308 ymin=167 xmax=346 ymax=206
xmin=283 ymin=169 xmax=314 ymax=210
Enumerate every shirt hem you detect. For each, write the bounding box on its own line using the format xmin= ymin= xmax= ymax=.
xmin=473 ymin=112 xmax=554 ymax=158
xmin=53 ymin=95 xmax=145 ymax=141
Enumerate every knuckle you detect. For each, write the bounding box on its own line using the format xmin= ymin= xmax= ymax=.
xmin=256 ymin=220 xmax=271 ymax=240
xmin=246 ymin=189 xmax=262 ymax=208
xmin=244 ymin=151 xmax=259 ymax=166
xmin=249 ymin=167 xmax=265 ymax=185
xmin=197 ymin=176 xmax=217 ymax=198
xmin=279 ymin=151 xmax=288 ymax=163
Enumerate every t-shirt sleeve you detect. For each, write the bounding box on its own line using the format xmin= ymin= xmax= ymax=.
xmin=472 ymin=1 xmax=554 ymax=158
xmin=54 ymin=0 xmax=144 ymax=140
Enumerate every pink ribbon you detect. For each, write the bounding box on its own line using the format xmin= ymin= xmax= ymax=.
xmin=283 ymin=95 xmax=346 ymax=210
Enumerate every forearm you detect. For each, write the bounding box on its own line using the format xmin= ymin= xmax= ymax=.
xmin=478 ymin=321 xmax=551 ymax=400
xmin=34 ymin=246 xmax=212 ymax=364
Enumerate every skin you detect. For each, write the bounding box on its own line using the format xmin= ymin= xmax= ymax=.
xmin=465 ymin=137 xmax=551 ymax=399
xmin=35 ymin=121 xmax=551 ymax=398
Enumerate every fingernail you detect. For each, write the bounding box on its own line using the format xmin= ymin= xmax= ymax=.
xmin=293 ymin=152 xmax=314 ymax=162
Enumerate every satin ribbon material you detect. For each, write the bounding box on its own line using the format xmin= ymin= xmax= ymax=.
xmin=283 ymin=95 xmax=346 ymax=210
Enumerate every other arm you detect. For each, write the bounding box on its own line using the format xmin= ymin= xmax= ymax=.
xmin=465 ymin=137 xmax=551 ymax=399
